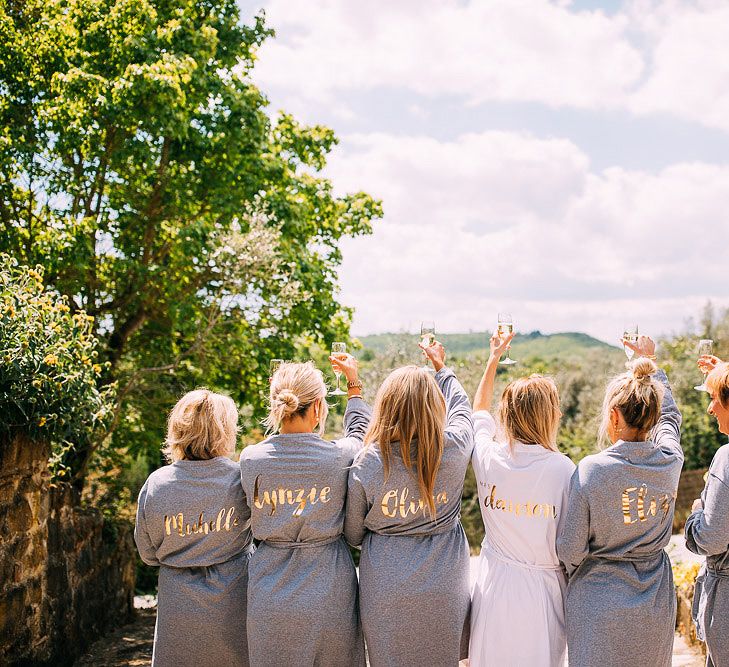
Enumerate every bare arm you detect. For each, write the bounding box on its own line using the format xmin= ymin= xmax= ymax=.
xmin=473 ymin=332 xmax=514 ymax=412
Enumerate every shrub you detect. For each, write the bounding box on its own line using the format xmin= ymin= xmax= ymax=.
xmin=0 ymin=255 xmax=116 ymax=482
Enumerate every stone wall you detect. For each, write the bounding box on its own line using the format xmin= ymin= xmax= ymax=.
xmin=0 ymin=435 xmax=135 ymax=666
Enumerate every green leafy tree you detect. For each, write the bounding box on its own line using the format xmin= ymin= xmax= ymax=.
xmin=0 ymin=0 xmax=381 ymax=485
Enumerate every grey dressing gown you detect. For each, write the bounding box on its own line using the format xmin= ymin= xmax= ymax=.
xmin=345 ymin=367 xmax=474 ymax=667
xmin=557 ymin=369 xmax=683 ymax=667
xmin=134 ymin=456 xmax=254 ymax=667
xmin=685 ymin=442 xmax=729 ymax=667
xmin=239 ymin=397 xmax=370 ymax=667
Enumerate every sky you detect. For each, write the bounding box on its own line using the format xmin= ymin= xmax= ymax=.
xmin=238 ymin=0 xmax=729 ymax=343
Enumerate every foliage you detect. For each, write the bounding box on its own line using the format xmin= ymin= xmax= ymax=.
xmin=0 ymin=255 xmax=116 ymax=481
xmin=672 ymin=560 xmax=701 ymax=596
xmin=0 ymin=0 xmax=381 ymax=488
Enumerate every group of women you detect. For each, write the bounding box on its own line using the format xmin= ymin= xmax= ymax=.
xmin=134 ymin=331 xmax=729 ymax=667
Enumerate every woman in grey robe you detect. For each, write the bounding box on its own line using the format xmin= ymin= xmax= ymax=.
xmin=345 ymin=341 xmax=474 ymax=667
xmin=685 ymin=357 xmax=729 ymax=667
xmin=557 ymin=336 xmax=683 ymax=667
xmin=134 ymin=389 xmax=253 ymax=667
xmin=240 ymin=357 xmax=368 ymax=667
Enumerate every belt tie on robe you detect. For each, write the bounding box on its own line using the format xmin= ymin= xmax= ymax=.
xmin=481 ymin=543 xmax=562 ymax=571
xmin=592 ymin=550 xmax=665 ymax=563
xmin=691 ymin=563 xmax=729 ymax=641
xmin=262 ymin=535 xmax=341 ymax=549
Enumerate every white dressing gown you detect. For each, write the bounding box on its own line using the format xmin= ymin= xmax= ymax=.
xmin=469 ymin=411 xmax=575 ymax=667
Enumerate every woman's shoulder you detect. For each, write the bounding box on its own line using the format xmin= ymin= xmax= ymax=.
xmin=709 ymin=443 xmax=729 ymax=473
xmin=547 ymin=450 xmax=577 ymax=475
xmin=350 ymin=444 xmax=382 ymax=471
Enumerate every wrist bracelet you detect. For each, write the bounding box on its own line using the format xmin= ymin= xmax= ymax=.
xmin=347 ymin=379 xmax=363 ymax=390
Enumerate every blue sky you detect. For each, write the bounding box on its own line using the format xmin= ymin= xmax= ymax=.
xmin=238 ymin=0 xmax=729 ymax=342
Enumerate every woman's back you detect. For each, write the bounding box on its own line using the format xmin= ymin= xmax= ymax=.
xmin=240 ymin=431 xmax=360 ymax=545
xmin=472 ymin=411 xmax=575 ymax=566
xmin=557 ymin=356 xmax=683 ymax=667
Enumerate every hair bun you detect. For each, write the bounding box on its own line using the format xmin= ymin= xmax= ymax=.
xmin=630 ymin=357 xmax=657 ymax=381
xmin=276 ymin=389 xmax=300 ymax=415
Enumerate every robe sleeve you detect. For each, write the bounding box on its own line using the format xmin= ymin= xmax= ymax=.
xmin=435 ymin=366 xmax=474 ymax=456
xmin=134 ymin=481 xmax=161 ymax=567
xmin=557 ymin=467 xmax=591 ymax=577
xmin=344 ymin=465 xmax=369 ymax=548
xmin=343 ymin=396 xmax=372 ymax=442
xmin=652 ymin=369 xmax=683 ymax=461
xmin=686 ymin=447 xmax=729 ymax=556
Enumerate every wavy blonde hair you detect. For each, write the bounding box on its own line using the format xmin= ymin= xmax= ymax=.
xmin=164 ymin=389 xmax=239 ymax=462
xmin=264 ymin=362 xmax=328 ymax=435
xmin=364 ymin=366 xmax=446 ymax=518
xmin=498 ymin=375 xmax=561 ymax=452
xmin=599 ymin=357 xmax=664 ymax=445
xmin=707 ymin=361 xmax=729 ymax=408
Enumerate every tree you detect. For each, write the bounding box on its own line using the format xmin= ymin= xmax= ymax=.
xmin=0 ymin=0 xmax=382 ymax=485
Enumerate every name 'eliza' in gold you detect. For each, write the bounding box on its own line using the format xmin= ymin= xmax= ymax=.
xmin=621 ymin=484 xmax=674 ymax=524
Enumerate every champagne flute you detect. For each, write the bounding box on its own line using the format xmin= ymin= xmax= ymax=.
xmin=623 ymin=324 xmax=639 ymax=360
xmin=694 ymin=339 xmax=714 ymax=392
xmin=420 ymin=321 xmax=436 ymax=370
xmin=329 ymin=342 xmax=347 ymax=396
xmin=497 ymin=313 xmax=517 ymax=365
xmin=269 ymin=359 xmax=284 ymax=382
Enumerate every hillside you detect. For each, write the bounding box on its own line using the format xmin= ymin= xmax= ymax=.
xmin=355 ymin=330 xmax=620 ymax=360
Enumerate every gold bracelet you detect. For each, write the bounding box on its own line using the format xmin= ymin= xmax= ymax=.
xmin=347 ymin=379 xmax=363 ymax=390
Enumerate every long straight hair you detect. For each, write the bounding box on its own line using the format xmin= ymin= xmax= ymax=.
xmin=364 ymin=366 xmax=446 ymax=518
xmin=497 ymin=375 xmax=561 ymax=451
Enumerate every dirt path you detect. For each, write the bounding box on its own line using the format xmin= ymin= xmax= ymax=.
xmin=74 ymin=608 xmax=155 ymax=667
xmin=75 ymin=606 xmax=703 ymax=667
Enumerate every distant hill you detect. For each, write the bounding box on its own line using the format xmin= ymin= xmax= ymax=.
xmin=355 ymin=331 xmax=620 ymax=359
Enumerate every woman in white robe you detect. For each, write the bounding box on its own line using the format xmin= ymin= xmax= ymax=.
xmin=469 ymin=332 xmax=575 ymax=667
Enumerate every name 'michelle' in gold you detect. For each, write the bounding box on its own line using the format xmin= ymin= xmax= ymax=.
xmin=379 ymin=487 xmax=449 ymax=518
xmin=621 ymin=484 xmax=674 ymax=524
xmin=481 ymin=483 xmax=558 ymax=519
xmin=253 ymin=474 xmax=331 ymax=517
xmin=164 ymin=507 xmax=239 ymax=537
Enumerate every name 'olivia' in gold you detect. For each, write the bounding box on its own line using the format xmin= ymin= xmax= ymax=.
xmin=380 ymin=487 xmax=449 ymax=518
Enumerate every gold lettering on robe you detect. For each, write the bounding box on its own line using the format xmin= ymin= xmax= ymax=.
xmin=482 ymin=484 xmax=558 ymax=520
xmin=163 ymin=507 xmax=240 ymax=538
xmin=253 ymin=475 xmax=332 ymax=517
xmin=379 ymin=488 xmax=449 ymax=518
xmin=622 ymin=484 xmax=675 ymax=525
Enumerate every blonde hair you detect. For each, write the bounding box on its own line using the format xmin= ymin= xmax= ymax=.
xmin=707 ymin=361 xmax=729 ymax=408
xmin=164 ymin=389 xmax=239 ymax=462
xmin=364 ymin=366 xmax=446 ymax=518
xmin=497 ymin=375 xmax=561 ymax=452
xmin=264 ymin=362 xmax=328 ymax=435
xmin=599 ymin=357 xmax=664 ymax=444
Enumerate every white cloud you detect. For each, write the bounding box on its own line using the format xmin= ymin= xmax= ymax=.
xmin=250 ymin=0 xmax=729 ymax=133
xmin=254 ymin=0 xmax=643 ymax=110
xmin=326 ymin=131 xmax=729 ymax=339
xmin=627 ymin=1 xmax=729 ymax=132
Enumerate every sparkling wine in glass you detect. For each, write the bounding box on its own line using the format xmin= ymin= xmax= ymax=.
xmin=497 ymin=313 xmax=517 ymax=365
xmin=623 ymin=324 xmax=639 ymax=361
xmin=420 ymin=321 xmax=436 ymax=370
xmin=329 ymin=342 xmax=347 ymax=396
xmin=694 ymin=339 xmax=714 ymax=392
xmin=269 ymin=359 xmax=284 ymax=382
